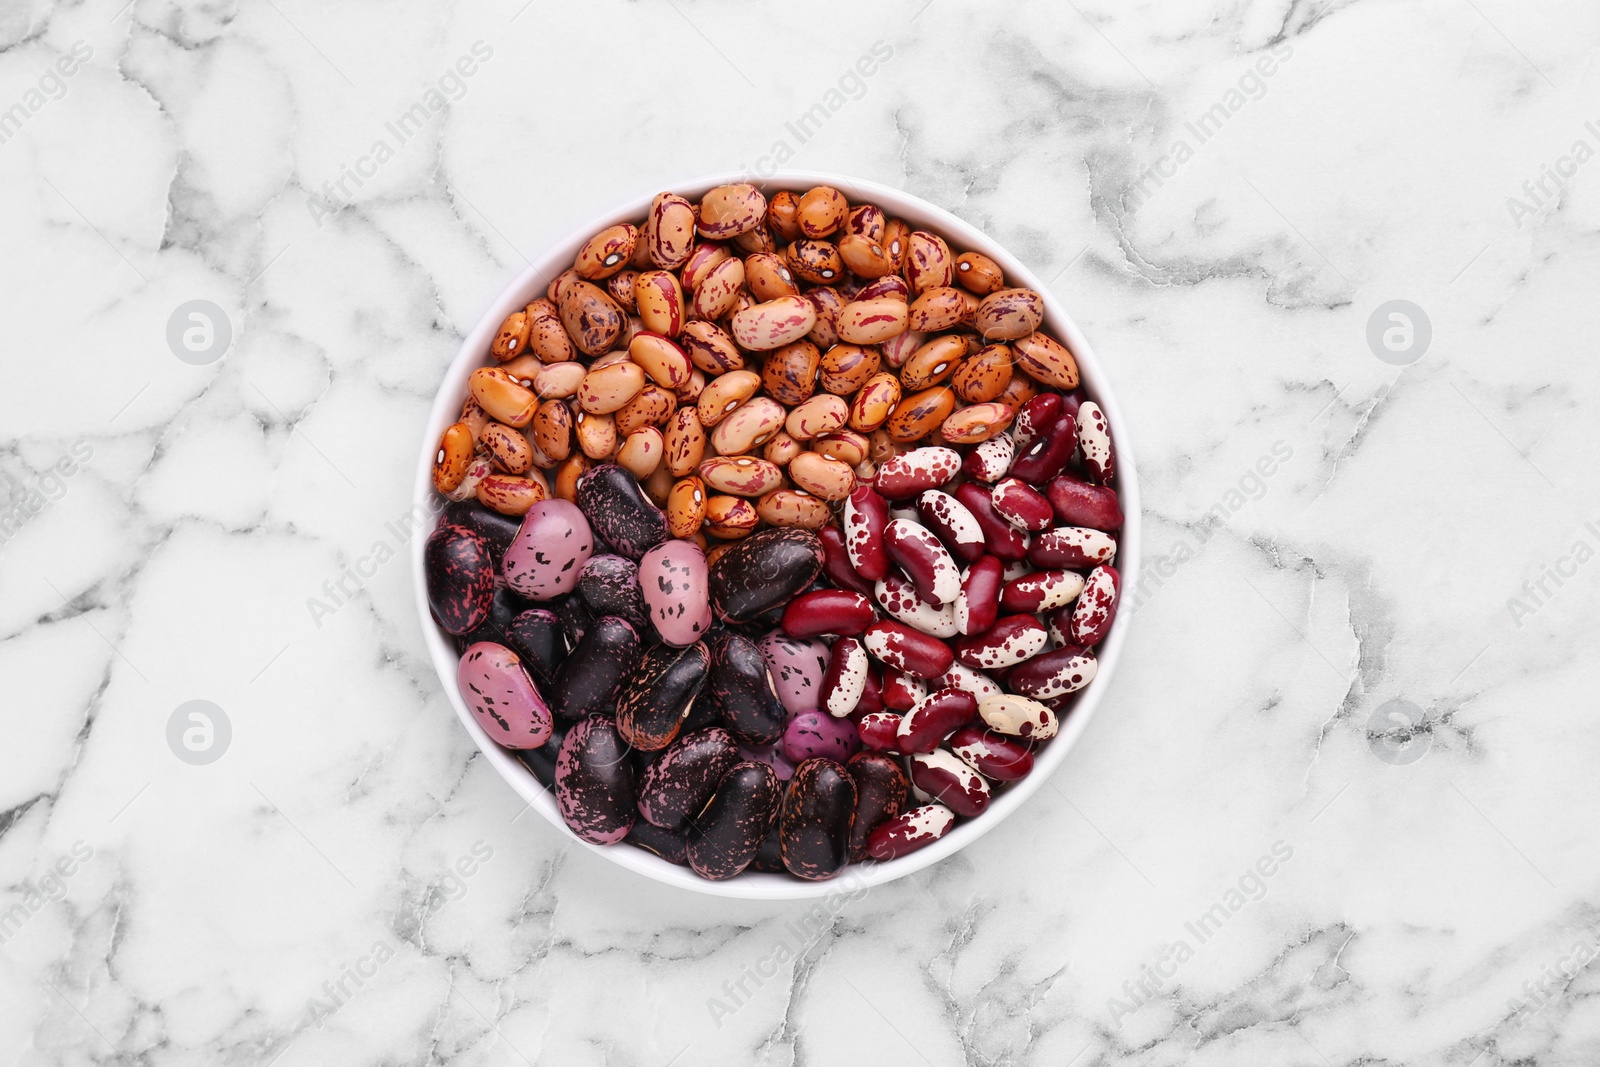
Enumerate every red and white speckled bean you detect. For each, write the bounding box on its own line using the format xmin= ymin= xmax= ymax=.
xmin=948 ymin=726 xmax=1034 ymax=781
xmin=820 ymin=637 xmax=870 ymax=717
xmin=1028 ymin=527 xmax=1117 ymax=570
xmin=1077 ymin=401 xmax=1115 ymax=484
xmin=1000 ymin=568 xmax=1086 ymax=613
xmin=874 ymin=573 xmax=958 ymax=638
xmin=936 ymin=662 xmax=1004 ymax=704
xmin=842 ymin=484 xmax=891 ymax=582
xmin=1068 ymin=565 xmax=1120 ymax=647
xmin=884 ymin=519 xmax=961 ymax=606
xmin=990 ymin=478 xmax=1054 ymax=532
xmin=1008 ymin=645 xmax=1098 ymax=700
xmin=954 ymin=556 xmax=1003 ymax=636
xmin=1044 ymin=474 xmax=1124 ymax=531
xmin=857 ymin=711 xmax=904 ymax=752
xmin=953 ymin=482 xmax=1029 ymax=562
xmin=977 ymin=694 xmax=1060 ymax=740
xmin=1011 ymin=394 xmax=1061 ymax=450
xmin=880 ymin=666 xmax=928 ymax=711
xmin=909 ymin=749 xmax=990 ymax=817
xmin=874 ymin=446 xmax=961 ymax=500
xmin=953 ymin=614 xmax=1048 ymax=671
xmin=1008 ymin=414 xmax=1078 ymax=485
xmin=961 ymin=434 xmax=1014 ymax=483
xmin=866 ymin=803 xmax=955 ymax=860
xmin=915 ymin=490 xmax=986 ymax=563
xmin=896 ymin=687 xmax=978 ymax=753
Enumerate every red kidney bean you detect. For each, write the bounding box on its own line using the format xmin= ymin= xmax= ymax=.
xmin=1008 ymin=414 xmax=1077 ymax=484
xmin=937 ymin=661 xmax=1003 ymax=703
xmin=990 ymin=478 xmax=1053 ymax=531
xmin=874 ymin=571 xmax=958 ymax=637
xmin=916 ymin=490 xmax=985 ymax=563
xmin=962 ymin=434 xmax=1014 ymax=483
xmin=818 ymin=525 xmax=875 ymax=596
xmin=866 ymin=803 xmax=955 ymax=860
xmin=880 ymin=665 xmax=927 ymax=710
xmin=953 ymin=482 xmax=1029 ymax=561
xmin=977 ymin=693 xmax=1059 ymax=739
xmin=896 ymin=687 xmax=978 ymax=753
xmin=1059 ymin=388 xmax=1087 ymax=420
xmin=955 ymin=556 xmax=1003 ymax=636
xmin=1077 ymin=401 xmax=1115 ymax=484
xmin=1009 ymin=644 xmax=1098 ymax=699
xmin=909 ymin=750 xmax=990 ymax=817
xmin=953 ymin=614 xmax=1047 ymax=670
xmin=1028 ymin=526 xmax=1117 ymax=569
xmin=820 ymin=636 xmax=870 ymax=717
xmin=884 ymin=518 xmax=961 ymax=606
xmin=857 ymin=663 xmax=884 ymax=714
xmin=1000 ymin=568 xmax=1086 ymax=613
xmin=842 ymin=484 xmax=890 ymax=581
xmin=781 ymin=589 xmax=876 ymax=637
xmin=857 ymin=711 xmax=903 ymax=752
xmin=1069 ymin=564 xmax=1119 ymax=646
xmin=863 ymin=620 xmax=955 ymax=679
xmin=874 ymin=446 xmax=961 ymax=499
xmin=1045 ymin=474 xmax=1123 ymax=530
xmin=948 ymin=725 xmax=1034 ymax=781
xmin=1011 ymin=393 xmax=1061 ymax=450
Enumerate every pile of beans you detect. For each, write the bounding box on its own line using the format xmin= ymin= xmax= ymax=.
xmin=425 ymin=184 xmax=1123 ymax=882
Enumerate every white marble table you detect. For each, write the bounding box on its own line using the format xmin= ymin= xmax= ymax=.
xmin=2 ymin=0 xmax=1597 ymax=1063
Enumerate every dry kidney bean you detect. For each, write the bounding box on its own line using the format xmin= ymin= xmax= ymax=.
xmin=974 ymin=288 xmax=1045 ymax=340
xmin=698 ymin=184 xmax=766 ymax=239
xmin=732 ymin=296 xmax=818 ymax=352
xmin=482 ymin=424 xmax=536 ymax=475
xmin=885 ymin=385 xmax=955 ymax=442
xmin=1028 ymin=526 xmax=1117 ymax=569
xmin=783 ymin=712 xmax=861 ymax=766
xmin=1009 ymin=415 xmax=1078 ymax=485
xmin=426 ymin=524 xmax=495 ymax=634
xmin=941 ymin=402 xmax=1013 ymax=445
xmin=639 ymin=726 xmax=739 ymax=829
xmin=884 ymin=519 xmax=961 ymax=606
xmin=710 ymin=635 xmax=785 ymax=745
xmin=1045 ymin=473 xmax=1123 ymax=530
xmin=954 ymin=613 xmax=1047 ymax=671
xmin=842 ymin=484 xmax=891 ymax=581
xmin=905 ymin=231 xmax=954 ymax=294
xmin=897 ymin=687 xmax=978 ymax=753
xmin=758 ymin=488 xmax=830 ymax=530
xmin=901 ymin=335 xmax=969 ymax=390
xmin=1008 ymin=645 xmax=1097 ymax=700
xmin=976 ymin=694 xmax=1058 ymax=739
xmin=477 ymin=473 xmax=548 ymax=516
xmin=818 ymin=525 xmax=874 ymax=596
xmin=575 ymin=223 xmax=638 ymax=280
xmin=991 ymin=478 xmax=1054 ymax=531
xmin=874 ymin=446 xmax=961 ymax=499
xmin=1011 ymin=393 xmax=1059 ymax=449
xmin=954 ymin=251 xmax=1004 ymax=294
xmin=1077 ymin=401 xmax=1116 ymax=484
xmin=952 ymin=482 xmax=1029 ymax=561
xmin=699 ymin=455 xmax=783 ymax=497
xmin=916 ymin=490 xmax=985 ymax=563
xmin=785 ymin=394 xmax=848 ymax=440
xmin=492 ymin=309 xmax=530 ymax=359
xmin=433 ymin=423 xmax=474 ymax=493
xmin=617 ymin=641 xmax=710 ymax=751
xmin=781 ymin=589 xmax=876 ymax=638
xmin=857 ymin=711 xmax=904 ymax=753
xmin=818 ymin=343 xmax=880 ymax=395
xmin=470 ymin=367 xmax=539 ymax=426
xmin=908 ymin=286 xmax=968 ymax=333
xmin=1068 ymin=564 xmax=1119 ymax=646
xmin=788 ymin=451 xmax=855 ymax=501
xmin=820 ymin=636 xmax=871 ymax=717
xmin=786 ymin=239 xmax=844 ymax=285
xmin=710 ymin=396 xmax=785 ymax=456
xmin=881 ymin=667 xmax=927 ymax=711
xmin=766 ymin=190 xmax=802 ymax=240
xmin=836 ymin=297 xmax=910 ymax=345
xmin=954 ymin=556 xmax=1004 ymax=637
xmin=948 ymin=726 xmax=1033 ymax=781
xmin=937 ymin=662 xmax=1003 ymax=704
xmin=873 ymin=572 xmax=958 ymax=637
xmin=704 ymin=494 xmax=759 ymax=538
xmin=1000 ymin=569 xmax=1086 ymax=613
xmin=909 ymin=750 xmax=989 ymax=817
xmin=962 ymin=434 xmax=1014 ymax=483
xmin=863 ymin=620 xmax=955 ymax=679
xmin=758 ymin=632 xmax=828 ymax=720
xmin=866 ymin=803 xmax=955 ymax=859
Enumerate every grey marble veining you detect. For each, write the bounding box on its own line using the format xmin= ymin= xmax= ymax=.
xmin=2 ymin=0 xmax=1598 ymax=1063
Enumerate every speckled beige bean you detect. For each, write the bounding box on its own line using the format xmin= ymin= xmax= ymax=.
xmin=557 ymin=281 xmax=626 ymax=357
xmin=617 ymin=427 xmax=664 ymax=479
xmin=574 ymin=410 xmax=618 ymax=460
xmin=614 ymin=384 xmax=675 ymax=437
xmin=553 ymin=453 xmax=589 ymax=502
xmin=812 ymin=430 xmax=869 ymax=468
xmin=745 ymin=253 xmax=800 ymax=301
xmin=847 ymin=372 xmax=903 ymax=433
xmin=524 ymin=299 xmax=574 ymax=364
xmin=691 ymin=256 xmax=746 ymax=320
xmin=901 ymin=335 xmax=972 ymax=391
xmin=577 ymin=361 xmax=646 ymax=414
xmin=645 ymin=192 xmax=697 ymax=269
xmin=730 ymin=296 xmax=819 ymax=353
xmin=533 ymin=361 xmax=586 ymax=400
xmin=767 ymin=191 xmax=802 ymax=241
xmin=628 ymin=333 xmax=692 ymax=389
xmin=432 ymin=422 xmax=474 ymax=493
xmin=838 ymin=234 xmax=895 ymax=278
xmin=788 ymin=452 xmax=856 ymax=502
xmin=836 ymin=297 xmax=909 ymax=345
xmin=819 ymin=343 xmax=881 ymax=396
xmin=477 ymin=472 xmax=548 ymax=516
xmin=797 ymin=186 xmax=848 ymax=238
xmin=955 ymin=252 xmax=1005 ymax=294
xmin=459 ymin=394 xmax=490 ymax=438
xmin=763 ymin=430 xmax=803 ymax=466
xmin=530 ymin=399 xmax=574 ymax=462
xmin=905 ymin=231 xmax=954 ymax=295
xmin=941 ymin=402 xmax=1015 ymax=445
xmin=491 ymin=309 xmax=529 ymax=360
xmin=680 ymin=242 xmax=731 ymax=294
xmin=469 ymin=367 xmax=539 ymax=427
xmin=664 ymin=407 xmax=707 ymax=476
xmin=633 ymin=271 xmax=685 ymax=336
xmin=786 ymin=239 xmax=844 ymax=285
xmin=698 ymin=184 xmax=767 ymax=239
xmin=699 ymin=455 xmax=784 ymax=497
xmin=667 ymin=476 xmax=707 ymax=538
xmin=575 ymin=223 xmax=638 ymax=280
xmin=907 ymin=287 xmax=967 ymax=333
xmin=975 ymin=288 xmax=1045 ymax=340
xmin=1012 ymin=332 xmax=1080 ymax=389
xmin=760 ymin=341 xmax=821 ymax=405
xmin=710 ymin=396 xmax=785 ymax=456
xmin=951 ymin=344 xmax=1013 ymax=402
xmin=704 ymin=494 xmax=760 ymax=539
xmin=758 ymin=489 xmax=832 ymax=529
xmin=785 ymin=394 xmax=849 ymax=441
xmin=886 ymin=386 xmax=956 ymax=443
xmin=806 ymin=286 xmax=845 ymax=350
xmin=697 ymin=370 xmax=762 ymax=427
xmin=481 ymin=422 xmax=534 ymax=473
xmin=681 ymin=320 xmax=744 ymax=375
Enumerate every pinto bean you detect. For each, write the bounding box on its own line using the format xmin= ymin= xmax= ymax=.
xmin=905 ymin=230 xmax=954 ymax=295
xmin=954 ymin=251 xmax=1005 ymax=294
xmin=557 ymin=281 xmax=626 ymax=357
xmin=491 ymin=309 xmax=530 ymax=360
xmin=699 ymin=455 xmax=784 ymax=497
xmin=1012 ymin=331 xmax=1080 ymax=389
xmin=907 ymin=286 xmax=968 ymax=333
xmin=614 ymin=384 xmax=675 ymax=437
xmin=644 ymin=192 xmax=697 ymax=269
xmin=575 ymin=223 xmax=639 ymax=280
xmin=709 ymin=396 xmax=785 ymax=456
xmin=885 ymin=386 xmax=956 ymax=443
xmin=432 ymin=423 xmax=474 ymax=493
xmin=696 ymin=369 xmax=762 ymax=427
xmin=703 ymin=494 xmax=760 ymax=539
xmin=667 ymin=476 xmax=707 ymax=538
xmin=481 ymin=422 xmax=534 ymax=474
xmin=681 ymin=319 xmax=744 ymax=375
xmin=819 ymin=343 xmax=881 ymax=396
xmin=757 ymin=489 xmax=831 ymax=530
xmin=951 ymin=343 xmax=1013 ymax=402
xmin=577 ymin=360 xmax=646 ymax=415
xmin=664 ymin=406 xmax=707 ymax=476
xmin=631 ymin=271 xmax=687 ymax=337
xmin=760 ymin=340 xmax=821 ymax=404
xmin=698 ymin=184 xmax=766 ymax=239
xmin=745 ymin=252 xmax=800 ymax=301
xmin=470 ymin=367 xmax=539 ymax=427
xmin=847 ymin=372 xmax=902 ymax=433
xmin=836 ymin=297 xmax=910 ymax=345
xmin=941 ymin=402 xmax=1014 ymax=445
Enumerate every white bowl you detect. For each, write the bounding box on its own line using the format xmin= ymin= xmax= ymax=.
xmin=413 ymin=171 xmax=1140 ymax=900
